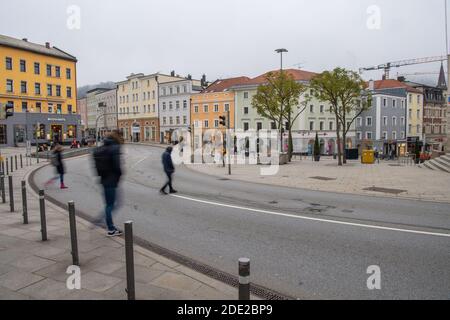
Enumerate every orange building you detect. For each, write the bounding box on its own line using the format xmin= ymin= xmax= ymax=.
xmin=190 ymin=77 xmax=249 ymax=147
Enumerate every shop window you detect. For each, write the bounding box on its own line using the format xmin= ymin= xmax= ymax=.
xmin=34 ymin=124 xmax=46 ymax=139
xmin=0 ymin=125 xmax=7 ymax=144
xmin=67 ymin=125 xmax=76 ymax=139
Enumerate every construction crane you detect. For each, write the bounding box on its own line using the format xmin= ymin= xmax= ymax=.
xmin=359 ymin=55 xmax=447 ymax=79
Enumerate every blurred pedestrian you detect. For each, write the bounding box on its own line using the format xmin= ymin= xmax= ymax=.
xmin=160 ymin=146 xmax=177 ymax=195
xmin=44 ymin=143 xmax=68 ymax=189
xmin=93 ymin=130 xmax=123 ymax=237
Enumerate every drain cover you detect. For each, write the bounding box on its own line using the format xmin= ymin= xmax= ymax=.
xmin=310 ymin=176 xmax=336 ymax=181
xmin=363 ymin=187 xmax=407 ymax=195
xmin=218 ymin=178 xmax=230 ymax=181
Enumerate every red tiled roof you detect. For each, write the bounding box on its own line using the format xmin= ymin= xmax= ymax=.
xmin=368 ymin=79 xmax=422 ymax=93
xmin=243 ymin=69 xmax=318 ymax=85
xmin=203 ymin=77 xmax=251 ymax=93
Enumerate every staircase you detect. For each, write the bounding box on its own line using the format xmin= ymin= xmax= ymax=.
xmin=421 ymin=154 xmax=450 ymax=173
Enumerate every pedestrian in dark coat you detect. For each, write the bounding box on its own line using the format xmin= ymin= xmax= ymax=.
xmin=44 ymin=144 xmax=68 ymax=189
xmin=160 ymin=146 xmax=177 ymax=195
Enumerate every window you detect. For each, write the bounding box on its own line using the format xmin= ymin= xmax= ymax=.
xmin=183 ymin=116 xmax=187 ymax=124
xmin=22 ymin=102 xmax=28 ymax=112
xmin=271 ymin=122 xmax=276 ymax=130
xmin=392 ymin=117 xmax=397 ymax=126
xmin=214 ymin=104 xmax=219 ymax=112
xmin=169 ymin=87 xmax=173 ymax=95
xmin=382 ymin=131 xmax=387 ymax=140
xmin=224 ymin=104 xmax=230 ymax=112
xmin=244 ymin=92 xmax=249 ymax=99
xmin=66 ymin=68 xmax=71 ymax=79
xmin=36 ymin=102 xmax=41 ymax=113
xmin=203 ymin=105 xmax=208 ymax=112
xmin=183 ymin=100 xmax=187 ymax=109
xmin=34 ymin=62 xmax=40 ymax=75
xmin=162 ymin=102 xmax=166 ymax=111
xmin=153 ymin=104 xmax=156 ymax=112
xmin=320 ymin=105 xmax=324 ymax=113
xmin=21 ymin=81 xmax=27 ymax=94
xmin=204 ymin=120 xmax=209 ymax=128
xmin=356 ymin=132 xmax=362 ymax=140
xmin=47 ymin=84 xmax=52 ymax=96
xmin=408 ymin=124 xmax=412 ymax=134
xmin=257 ymin=122 xmax=262 ymax=131
xmin=244 ymin=107 xmax=249 ymax=114
xmin=163 ymin=117 xmax=167 ymax=125
xmin=20 ymin=60 xmax=26 ymax=72
xmin=55 ymin=66 xmax=60 ymax=77
xmin=214 ymin=120 xmax=219 ymax=128
xmin=417 ymin=125 xmax=421 ymax=134
xmin=35 ymin=83 xmax=41 ymax=95
xmin=243 ymin=122 xmax=249 ymax=131
xmin=5 ymin=57 xmax=12 ymax=70
xmin=68 ymin=105 xmax=73 ymax=114
xmin=392 ymin=131 xmax=397 ymax=140
xmin=366 ymin=132 xmax=373 ymax=140
xmin=152 ymin=91 xmax=155 ymax=99
xmin=48 ymin=103 xmax=53 ymax=113
xmin=47 ymin=64 xmax=52 ymax=76
xmin=383 ymin=116 xmax=387 ymax=126
xmin=417 ymin=109 xmax=420 ymax=119
xmin=401 ymin=117 xmax=405 ymax=126
xmin=309 ymin=121 xmax=314 ymax=131
xmin=169 ymin=101 xmax=173 ymax=110
xmin=319 ymin=121 xmax=324 ymax=131
xmin=417 ymin=95 xmax=421 ymax=104
xmin=194 ymin=120 xmax=199 ymax=128
xmin=366 ymin=117 xmax=372 ymax=126
xmin=56 ymin=85 xmax=61 ymax=97
xmin=67 ymin=87 xmax=72 ymax=98
xmin=6 ymin=79 xmax=13 ymax=92
xmin=401 ymin=131 xmax=405 ymax=139
xmin=310 ymin=105 xmax=314 ymax=113
xmin=383 ymin=99 xmax=387 ymax=107
xmin=176 ymin=86 xmax=180 ymax=94
xmin=169 ymin=117 xmax=173 ymax=125
xmin=356 ymin=117 xmax=362 ymax=127
xmin=194 ymin=105 xmax=198 ymax=113
xmin=176 ymin=101 xmax=180 ymax=110
xmin=176 ymin=116 xmax=180 ymax=125
xmin=329 ymin=121 xmax=333 ymax=131
xmin=401 ymin=100 xmax=405 ymax=108
xmin=409 ymin=94 xmax=412 ymax=103
xmin=409 ymin=109 xmax=412 ymax=119
xmin=183 ymin=85 xmax=187 ymax=93
xmin=393 ymin=100 xmax=396 ymax=108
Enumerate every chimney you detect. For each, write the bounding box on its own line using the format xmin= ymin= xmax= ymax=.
xmin=369 ymin=80 xmax=375 ymax=91
xmin=397 ymin=76 xmax=406 ymax=82
xmin=170 ymin=70 xmax=175 ymax=77
xmin=45 ymin=42 xmax=50 ymax=48
xmin=22 ymin=38 xmax=28 ymax=42
xmin=382 ymin=74 xmax=387 ymax=80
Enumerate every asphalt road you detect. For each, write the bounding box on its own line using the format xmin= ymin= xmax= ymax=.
xmin=32 ymin=144 xmax=450 ymax=299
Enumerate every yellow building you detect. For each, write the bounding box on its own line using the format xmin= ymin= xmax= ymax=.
xmin=406 ymin=90 xmax=424 ymax=141
xmin=0 ymin=34 xmax=79 ymax=147
xmin=190 ymin=77 xmax=249 ymax=149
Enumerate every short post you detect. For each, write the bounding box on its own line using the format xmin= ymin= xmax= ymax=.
xmin=124 ymin=221 xmax=135 ymax=300
xmin=1 ymin=160 xmax=3 ymax=175
xmin=68 ymin=201 xmax=79 ymax=266
xmin=238 ymin=257 xmax=251 ymax=300
xmin=14 ymin=155 xmax=17 ymax=171
xmin=5 ymin=158 xmax=8 ymax=175
xmin=21 ymin=181 xmax=28 ymax=224
xmin=1 ymin=175 xmax=5 ymax=204
xmin=39 ymin=190 xmax=47 ymax=241
xmin=10 ymin=156 xmax=13 ymax=173
xmin=8 ymin=175 xmax=14 ymax=212
xmin=20 ymin=154 xmax=23 ymax=168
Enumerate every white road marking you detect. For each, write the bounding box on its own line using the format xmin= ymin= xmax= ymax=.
xmin=171 ymin=194 xmax=450 ymax=238
xmin=131 ymin=156 xmax=149 ymax=169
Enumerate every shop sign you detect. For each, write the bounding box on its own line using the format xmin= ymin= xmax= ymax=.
xmin=48 ymin=118 xmax=66 ymax=122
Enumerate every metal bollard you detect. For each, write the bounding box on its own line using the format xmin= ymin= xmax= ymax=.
xmin=238 ymin=258 xmax=251 ymax=300
xmin=10 ymin=156 xmax=13 ymax=173
xmin=20 ymin=154 xmax=23 ymax=168
xmin=8 ymin=176 xmax=14 ymax=212
xmin=1 ymin=175 xmax=5 ymax=204
xmin=21 ymin=181 xmax=28 ymax=224
xmin=15 ymin=155 xmax=17 ymax=170
xmin=68 ymin=201 xmax=79 ymax=266
xmin=124 ymin=221 xmax=135 ymax=300
xmin=5 ymin=159 xmax=8 ymax=176
xmin=39 ymin=190 xmax=47 ymax=241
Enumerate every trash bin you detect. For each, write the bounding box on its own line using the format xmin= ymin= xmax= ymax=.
xmin=361 ymin=150 xmax=375 ymax=164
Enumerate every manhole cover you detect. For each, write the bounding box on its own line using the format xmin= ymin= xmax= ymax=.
xmin=363 ymin=187 xmax=407 ymax=195
xmin=310 ymin=176 xmax=337 ymax=181
xmin=269 ymin=201 xmax=278 ymax=204
xmin=388 ymin=164 xmax=404 ymax=167
xmin=218 ymin=178 xmax=230 ymax=181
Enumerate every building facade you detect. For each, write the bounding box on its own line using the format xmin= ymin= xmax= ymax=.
xmin=77 ymin=97 xmax=87 ymax=137
xmin=232 ymin=69 xmax=355 ymax=154
xmin=190 ymin=77 xmax=249 ymax=149
xmin=117 ymin=73 xmax=183 ymax=143
xmin=356 ymin=87 xmax=407 ymax=157
xmin=95 ymin=88 xmax=117 ymax=138
xmin=0 ymin=34 xmax=80 ymax=147
xmin=159 ymin=79 xmax=202 ymax=143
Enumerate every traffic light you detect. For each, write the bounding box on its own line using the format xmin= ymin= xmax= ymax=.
xmin=0 ymin=102 xmax=14 ymax=120
xmin=219 ymin=116 xmax=227 ymax=127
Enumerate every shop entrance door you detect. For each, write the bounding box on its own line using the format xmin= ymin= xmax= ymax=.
xmin=14 ymin=125 xmax=26 ymax=147
xmin=51 ymin=125 xmax=63 ymax=143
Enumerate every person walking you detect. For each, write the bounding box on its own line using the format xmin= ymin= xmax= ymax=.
xmin=93 ymin=130 xmax=123 ymax=237
xmin=160 ymin=146 xmax=177 ymax=195
xmin=44 ymin=143 xmax=68 ymax=189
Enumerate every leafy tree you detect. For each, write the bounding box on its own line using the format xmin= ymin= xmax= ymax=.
xmin=310 ymin=68 xmax=370 ymax=166
xmin=252 ymin=71 xmax=308 ymax=160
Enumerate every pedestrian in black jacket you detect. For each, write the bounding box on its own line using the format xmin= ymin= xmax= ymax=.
xmin=44 ymin=144 xmax=68 ymax=189
xmin=160 ymin=146 xmax=177 ymax=195
xmin=94 ymin=130 xmax=123 ymax=237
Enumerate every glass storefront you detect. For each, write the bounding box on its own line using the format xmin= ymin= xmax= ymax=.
xmin=67 ymin=125 xmax=76 ymax=139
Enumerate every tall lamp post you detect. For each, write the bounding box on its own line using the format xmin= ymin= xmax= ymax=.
xmin=275 ymin=48 xmax=288 ymax=153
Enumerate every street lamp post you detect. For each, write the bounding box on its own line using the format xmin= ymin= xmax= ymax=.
xmin=275 ymin=48 xmax=288 ymax=153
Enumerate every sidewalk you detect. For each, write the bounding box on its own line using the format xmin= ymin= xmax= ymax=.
xmin=187 ymin=156 xmax=450 ymax=203
xmin=0 ymin=158 xmax=238 ymax=300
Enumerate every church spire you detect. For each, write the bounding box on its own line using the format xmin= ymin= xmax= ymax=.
xmin=437 ymin=62 xmax=447 ymax=89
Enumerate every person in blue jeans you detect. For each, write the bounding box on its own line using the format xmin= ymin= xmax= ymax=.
xmin=94 ymin=131 xmax=123 ymax=237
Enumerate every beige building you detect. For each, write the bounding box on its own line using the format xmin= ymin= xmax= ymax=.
xmin=117 ymin=72 xmax=184 ymax=143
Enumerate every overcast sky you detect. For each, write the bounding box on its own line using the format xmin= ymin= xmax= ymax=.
xmin=1 ymin=0 xmax=448 ymax=86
